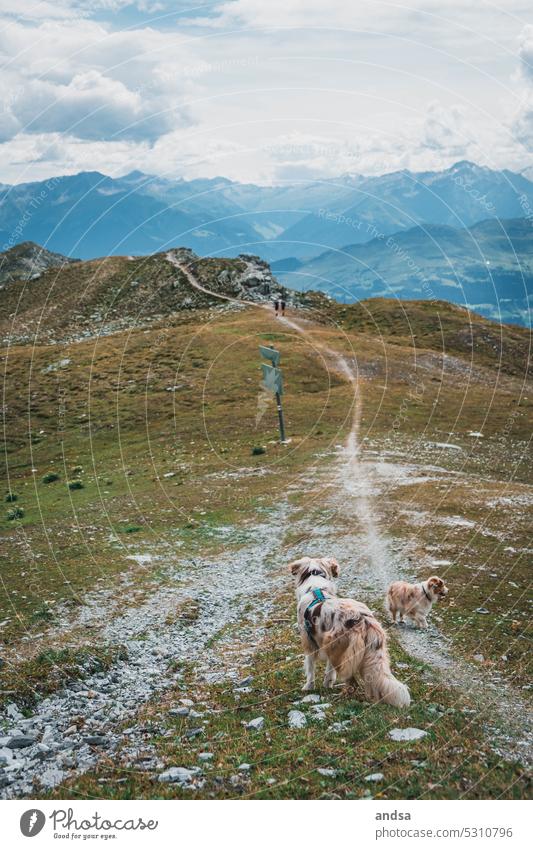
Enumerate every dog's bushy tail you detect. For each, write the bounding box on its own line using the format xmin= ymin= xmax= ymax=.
xmin=321 ymin=611 xmax=410 ymax=708
xmin=360 ymin=618 xmax=410 ymax=708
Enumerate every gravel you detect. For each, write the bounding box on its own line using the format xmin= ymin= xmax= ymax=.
xmin=0 ymin=506 xmax=288 ymax=799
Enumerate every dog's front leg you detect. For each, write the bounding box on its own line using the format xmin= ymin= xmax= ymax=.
xmin=323 ymin=659 xmax=336 ymax=688
xmin=415 ymin=615 xmax=428 ymax=628
xmin=303 ymin=653 xmax=316 ymax=691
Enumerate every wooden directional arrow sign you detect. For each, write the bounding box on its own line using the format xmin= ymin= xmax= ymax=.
xmin=261 ymin=363 xmax=283 ymax=395
xmin=259 ymin=345 xmax=280 ymax=367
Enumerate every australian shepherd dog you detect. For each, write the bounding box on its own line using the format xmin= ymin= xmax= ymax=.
xmin=386 ymin=576 xmax=448 ymax=628
xmin=290 ymin=556 xmax=410 ymax=707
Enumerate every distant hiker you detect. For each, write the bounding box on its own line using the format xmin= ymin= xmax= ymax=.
xmin=280 ymin=298 xmax=286 ymax=317
xmin=273 ymin=298 xmax=279 ymax=316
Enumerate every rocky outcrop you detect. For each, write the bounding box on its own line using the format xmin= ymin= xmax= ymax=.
xmin=0 ymin=242 xmax=77 ymax=287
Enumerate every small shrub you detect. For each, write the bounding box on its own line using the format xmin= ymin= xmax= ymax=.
xmin=252 ymin=446 xmax=266 ymax=456
xmin=120 ymin=524 xmax=142 ymax=534
xmin=42 ymin=472 xmax=60 ymax=484
xmin=5 ymin=492 xmax=17 ymax=502
xmin=67 ymin=480 xmax=84 ymax=490
xmin=7 ymin=506 xmax=24 ymax=520
xmin=31 ymin=603 xmax=55 ymax=624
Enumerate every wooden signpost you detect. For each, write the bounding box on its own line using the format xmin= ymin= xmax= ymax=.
xmin=259 ymin=345 xmax=286 ymax=443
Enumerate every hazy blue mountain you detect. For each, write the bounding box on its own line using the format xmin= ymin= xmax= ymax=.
xmin=273 ymin=218 xmax=533 ymax=326
xmin=0 ymin=171 xmax=259 ymax=259
xmin=270 ymin=161 xmax=533 ymax=260
xmin=1 ymin=163 xmax=533 ymax=311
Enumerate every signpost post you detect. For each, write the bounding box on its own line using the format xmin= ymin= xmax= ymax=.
xmin=259 ymin=345 xmax=286 ymax=443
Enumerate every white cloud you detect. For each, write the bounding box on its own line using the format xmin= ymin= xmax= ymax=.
xmin=0 ymin=16 xmax=196 ymax=144
xmin=0 ymin=2 xmax=531 ymax=183
xmin=512 ymin=24 xmax=533 ymax=151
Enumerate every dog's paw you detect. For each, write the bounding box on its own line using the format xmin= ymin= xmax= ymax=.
xmin=302 ymin=682 xmax=315 ymax=692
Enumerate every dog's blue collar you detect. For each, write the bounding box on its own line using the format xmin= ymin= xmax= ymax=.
xmin=307 ymin=587 xmax=327 ymax=608
xmin=304 ymin=588 xmax=327 ymax=643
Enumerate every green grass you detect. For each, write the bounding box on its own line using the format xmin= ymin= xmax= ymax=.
xmin=1 ymin=297 xmax=531 ymax=799
xmin=0 ymin=646 xmax=127 ymax=710
xmin=49 ymin=610 xmax=529 ymax=800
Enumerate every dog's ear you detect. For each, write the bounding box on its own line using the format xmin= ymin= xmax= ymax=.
xmin=288 ymin=557 xmax=309 ymax=575
xmin=321 ymin=556 xmax=339 ymax=577
xmin=428 ymin=576 xmax=441 ymax=588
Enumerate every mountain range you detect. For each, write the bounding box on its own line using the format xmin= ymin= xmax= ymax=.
xmin=272 ymin=218 xmax=533 ymax=326
xmin=1 ymin=161 xmax=532 ymax=325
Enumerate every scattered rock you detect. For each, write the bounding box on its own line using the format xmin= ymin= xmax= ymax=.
xmin=247 ymin=717 xmax=264 ymax=731
xmin=84 ymin=736 xmax=108 ymax=747
xmin=6 ymin=704 xmax=23 ymax=722
xmin=301 ymin=694 xmax=321 ymax=703
xmin=365 ymin=772 xmax=384 ymax=782
xmin=238 ymin=762 xmax=251 ymax=771
xmin=183 ymin=728 xmax=203 ymax=740
xmin=6 ymin=736 xmax=35 ymax=749
xmin=473 ymin=654 xmax=485 ymax=663
xmin=475 ymin=608 xmax=490 ymax=615
xmin=317 ymin=768 xmax=337 ymax=778
xmin=158 ymin=766 xmax=200 ymax=784
xmin=288 ymin=710 xmax=307 ymax=729
xmin=169 ymin=707 xmax=190 ymax=717
xmin=39 ymin=766 xmax=65 ymax=789
xmin=237 ymin=676 xmax=253 ymax=688
xmin=328 ymin=721 xmax=351 ymax=733
xmin=388 ymin=728 xmax=428 ymax=742
xmin=198 ymin=752 xmax=213 ymax=762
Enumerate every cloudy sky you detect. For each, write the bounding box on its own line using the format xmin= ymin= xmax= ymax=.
xmin=0 ymin=0 xmax=532 ymax=184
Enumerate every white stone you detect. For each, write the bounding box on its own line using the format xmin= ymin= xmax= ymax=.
xmin=365 ymin=772 xmax=384 ymax=782
xmin=158 ymin=766 xmax=199 ymax=784
xmin=247 ymin=717 xmax=264 ymax=731
xmin=288 ymin=710 xmax=307 ymax=729
xmin=388 ymin=727 xmax=428 ymax=742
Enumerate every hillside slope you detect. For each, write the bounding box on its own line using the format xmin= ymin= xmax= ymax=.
xmin=0 ymin=247 xmax=287 ymax=345
xmin=0 ymin=275 xmax=531 ymax=800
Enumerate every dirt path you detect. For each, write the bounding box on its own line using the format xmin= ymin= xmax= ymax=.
xmin=166 ymin=251 xmax=256 ymax=306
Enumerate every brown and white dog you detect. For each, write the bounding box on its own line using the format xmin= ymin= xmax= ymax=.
xmin=386 ymin=576 xmax=448 ymax=629
xmin=290 ymin=556 xmax=410 ymax=707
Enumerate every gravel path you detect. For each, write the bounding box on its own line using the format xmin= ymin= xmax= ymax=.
xmin=0 ymin=507 xmax=289 ymax=797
